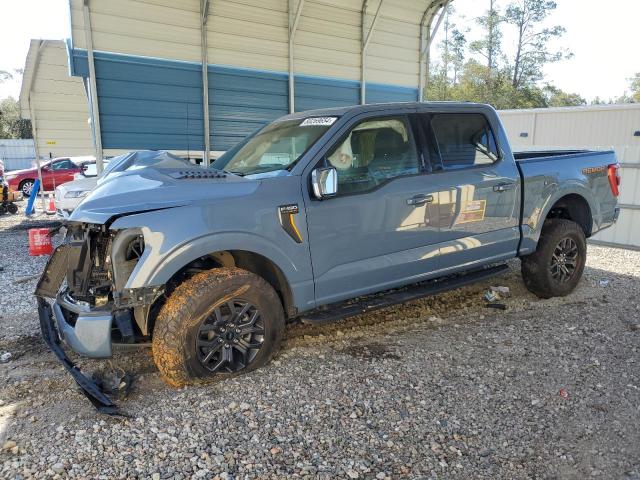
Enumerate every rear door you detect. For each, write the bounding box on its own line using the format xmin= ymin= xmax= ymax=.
xmin=303 ymin=111 xmax=441 ymax=306
xmin=417 ymin=111 xmax=521 ymax=273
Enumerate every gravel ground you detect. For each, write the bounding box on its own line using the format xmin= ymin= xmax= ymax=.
xmin=0 ymin=209 xmax=639 ymax=479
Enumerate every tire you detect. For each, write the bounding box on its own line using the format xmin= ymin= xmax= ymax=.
xmin=7 ymin=203 xmax=18 ymax=214
xmin=152 ymin=267 xmax=285 ymax=387
xmin=19 ymin=180 xmax=34 ymax=197
xmin=521 ymin=219 xmax=587 ymax=299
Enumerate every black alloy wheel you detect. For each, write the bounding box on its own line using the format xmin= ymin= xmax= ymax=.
xmin=195 ymin=299 xmax=265 ymax=373
xmin=549 ymin=237 xmax=579 ymax=283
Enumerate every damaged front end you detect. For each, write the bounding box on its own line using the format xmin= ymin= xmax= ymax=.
xmin=35 ymin=222 xmax=163 ymax=413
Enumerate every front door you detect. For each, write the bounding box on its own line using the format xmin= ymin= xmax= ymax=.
xmin=304 ymin=113 xmax=441 ymax=306
xmin=418 ymin=112 xmax=521 ymax=273
xmin=49 ymin=158 xmax=77 ymax=189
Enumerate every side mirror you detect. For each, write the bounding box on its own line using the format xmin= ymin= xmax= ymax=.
xmin=311 ymin=166 xmax=337 ymax=199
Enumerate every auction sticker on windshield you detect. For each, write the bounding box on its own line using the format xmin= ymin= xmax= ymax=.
xmin=300 ymin=117 xmax=337 ymax=127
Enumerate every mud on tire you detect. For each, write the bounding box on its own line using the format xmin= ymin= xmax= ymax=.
xmin=521 ymin=219 xmax=587 ymax=299
xmin=152 ymin=267 xmax=285 ymax=387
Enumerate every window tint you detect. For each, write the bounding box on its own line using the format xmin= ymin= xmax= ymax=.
xmin=430 ymin=113 xmax=499 ymax=170
xmin=326 ymin=116 xmax=418 ymax=195
xmin=52 ymin=159 xmax=73 ymax=170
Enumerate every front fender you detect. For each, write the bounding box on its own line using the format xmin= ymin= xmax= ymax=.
xmin=109 ymin=203 xmax=315 ymax=312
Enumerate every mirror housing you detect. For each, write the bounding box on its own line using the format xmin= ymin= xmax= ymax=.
xmin=311 ymin=166 xmax=337 ymax=199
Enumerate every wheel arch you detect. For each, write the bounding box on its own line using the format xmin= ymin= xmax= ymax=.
xmin=145 ymin=248 xmax=297 ymax=337
xmin=544 ymin=193 xmax=593 ymax=237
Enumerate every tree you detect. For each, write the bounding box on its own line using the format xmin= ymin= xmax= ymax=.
xmin=629 ymin=73 xmax=640 ymax=103
xmin=470 ymin=0 xmax=503 ymax=74
xmin=0 ymin=97 xmax=33 ymax=139
xmin=505 ymin=0 xmax=571 ymax=89
xmin=450 ymin=29 xmax=467 ymax=85
xmin=0 ymin=70 xmax=12 ymax=83
xmin=542 ymin=85 xmax=586 ymax=107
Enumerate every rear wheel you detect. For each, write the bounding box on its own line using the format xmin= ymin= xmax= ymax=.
xmin=152 ymin=267 xmax=285 ymax=387
xmin=19 ymin=180 xmax=34 ymax=197
xmin=7 ymin=203 xmax=18 ymax=214
xmin=521 ymin=219 xmax=587 ymax=298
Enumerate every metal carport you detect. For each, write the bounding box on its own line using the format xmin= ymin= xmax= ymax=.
xmin=67 ymin=0 xmax=451 ymax=171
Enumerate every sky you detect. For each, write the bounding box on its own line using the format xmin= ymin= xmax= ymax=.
xmin=0 ymin=0 xmax=639 ymax=102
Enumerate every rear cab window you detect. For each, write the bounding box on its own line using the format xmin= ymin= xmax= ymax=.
xmin=427 ymin=113 xmax=500 ymax=171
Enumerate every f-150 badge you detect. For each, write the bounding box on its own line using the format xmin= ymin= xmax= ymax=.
xmin=278 ymin=204 xmax=303 ymax=243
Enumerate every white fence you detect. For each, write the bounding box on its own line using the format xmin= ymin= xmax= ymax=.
xmin=499 ymin=104 xmax=640 ymax=250
xmin=0 ymin=139 xmax=36 ymax=171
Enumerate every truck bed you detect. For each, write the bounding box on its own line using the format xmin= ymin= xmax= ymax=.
xmin=514 ymin=149 xmax=596 ymax=161
xmin=514 ymin=149 xmax=619 ymax=255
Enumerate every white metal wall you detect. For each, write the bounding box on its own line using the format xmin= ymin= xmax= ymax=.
xmin=69 ymin=0 xmax=429 ymax=88
xmin=499 ymin=104 xmax=640 ymax=250
xmin=18 ymin=40 xmax=94 ymax=158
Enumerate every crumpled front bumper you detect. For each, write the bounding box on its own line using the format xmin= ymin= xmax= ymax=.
xmin=51 ymin=292 xmax=113 ymax=358
xmin=35 ymin=244 xmax=122 ymax=414
xmin=37 ymin=297 xmax=119 ymax=414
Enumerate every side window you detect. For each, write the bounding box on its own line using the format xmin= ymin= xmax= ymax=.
xmin=52 ymin=159 xmax=72 ymax=170
xmin=326 ymin=116 xmax=419 ymax=195
xmin=430 ymin=113 xmax=499 ymax=170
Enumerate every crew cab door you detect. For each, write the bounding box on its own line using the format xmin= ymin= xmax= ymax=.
xmin=417 ymin=112 xmax=521 ymax=272
xmin=303 ymin=112 xmax=441 ymax=306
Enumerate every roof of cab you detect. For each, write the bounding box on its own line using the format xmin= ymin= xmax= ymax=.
xmin=279 ymin=101 xmax=494 ymax=122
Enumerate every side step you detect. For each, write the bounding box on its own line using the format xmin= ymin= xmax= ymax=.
xmin=300 ymin=264 xmax=509 ymax=324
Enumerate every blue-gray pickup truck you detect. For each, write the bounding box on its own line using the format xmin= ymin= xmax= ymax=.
xmin=36 ymin=102 xmax=620 ymax=411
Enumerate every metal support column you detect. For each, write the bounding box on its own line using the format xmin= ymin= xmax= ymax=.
xmin=361 ymin=0 xmax=384 ymax=105
xmin=27 ymin=40 xmax=46 ymax=211
xmin=82 ymin=0 xmax=104 ymax=174
xmin=419 ymin=1 xmax=450 ymax=101
xmin=288 ymin=0 xmax=305 ymax=114
xmin=201 ymin=0 xmax=211 ymax=166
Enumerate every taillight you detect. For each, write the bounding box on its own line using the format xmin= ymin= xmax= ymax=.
xmin=607 ymin=163 xmax=620 ymax=197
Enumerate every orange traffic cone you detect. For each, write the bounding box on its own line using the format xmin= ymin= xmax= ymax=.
xmin=46 ymin=195 xmax=56 ymax=215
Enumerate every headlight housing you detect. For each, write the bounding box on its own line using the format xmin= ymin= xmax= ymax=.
xmin=64 ymin=190 xmax=90 ymax=199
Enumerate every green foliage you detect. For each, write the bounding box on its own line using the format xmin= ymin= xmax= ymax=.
xmin=0 ymin=97 xmax=33 ymax=139
xmin=469 ymin=0 xmax=503 ymax=73
xmin=630 ymin=73 xmax=640 ymax=103
xmin=504 ymin=0 xmax=570 ymax=89
xmin=425 ymin=0 xmax=584 ymax=109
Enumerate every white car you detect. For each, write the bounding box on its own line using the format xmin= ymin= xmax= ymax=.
xmin=55 ymin=176 xmax=97 ymax=217
xmin=54 ymin=151 xmax=194 ymax=217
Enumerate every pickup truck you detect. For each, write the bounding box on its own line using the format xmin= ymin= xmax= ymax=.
xmin=36 ymin=102 xmax=620 ymax=411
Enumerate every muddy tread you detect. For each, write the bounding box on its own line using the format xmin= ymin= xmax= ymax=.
xmin=152 ymin=267 xmax=284 ymax=387
xmin=521 ymin=219 xmax=586 ymax=299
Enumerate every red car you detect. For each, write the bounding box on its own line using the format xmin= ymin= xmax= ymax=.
xmin=5 ymin=157 xmax=86 ymax=196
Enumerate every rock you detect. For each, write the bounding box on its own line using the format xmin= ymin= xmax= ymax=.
xmin=376 ymin=473 xmax=386 ymax=479
xmin=2 ymin=440 xmax=17 ymax=451
xmin=346 ymin=469 xmax=359 ymax=479
xmin=52 ymin=462 xmax=65 ymax=473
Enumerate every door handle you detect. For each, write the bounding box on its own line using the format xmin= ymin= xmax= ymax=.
xmin=407 ymin=194 xmax=434 ymax=206
xmin=493 ymin=183 xmax=516 ymax=192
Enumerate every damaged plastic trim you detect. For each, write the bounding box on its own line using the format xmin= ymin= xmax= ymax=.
xmin=37 ymin=297 xmax=123 ymax=415
xmin=113 ymin=285 xmax=164 ymax=309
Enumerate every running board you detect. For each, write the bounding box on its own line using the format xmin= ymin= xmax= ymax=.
xmin=301 ymin=264 xmax=509 ymax=325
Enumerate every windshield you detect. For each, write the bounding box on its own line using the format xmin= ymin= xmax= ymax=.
xmin=211 ymin=118 xmax=336 ymax=175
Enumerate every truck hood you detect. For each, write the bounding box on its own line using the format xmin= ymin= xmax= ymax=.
xmin=69 ymin=167 xmax=258 ymax=224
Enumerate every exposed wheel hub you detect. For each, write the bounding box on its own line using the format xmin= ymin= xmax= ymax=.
xmin=195 ymin=299 xmax=265 ymax=373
